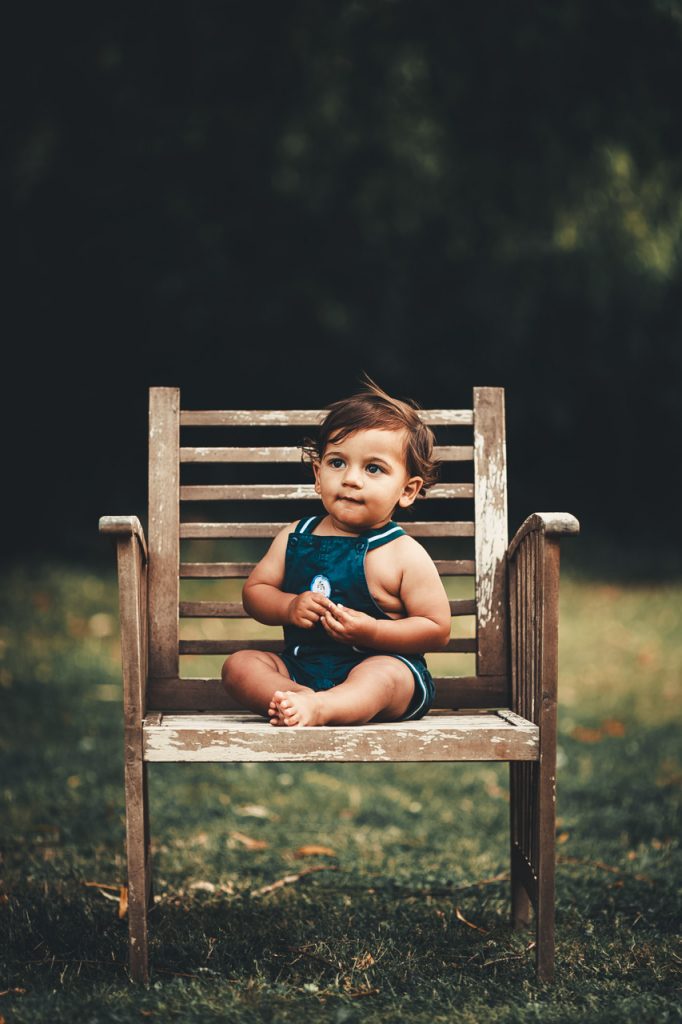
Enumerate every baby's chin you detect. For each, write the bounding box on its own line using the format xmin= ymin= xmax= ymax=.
xmin=327 ymin=506 xmax=388 ymax=532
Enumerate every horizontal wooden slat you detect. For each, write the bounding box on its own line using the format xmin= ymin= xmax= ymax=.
xmin=179 ymin=602 xmax=248 ymax=618
xmin=148 ymin=675 xmax=509 ymax=712
xmin=142 ymin=710 xmax=537 ymax=763
xmin=436 ymin=560 xmax=476 ymax=575
xmin=180 ymin=562 xmax=256 ymax=578
xmin=180 ymin=409 xmax=474 ymax=427
xmin=178 ymin=599 xmax=475 ymax=618
xmin=180 ymin=445 xmax=474 ymax=463
xmin=180 ymin=522 xmax=475 ymax=539
xmin=179 ymin=559 xmax=476 ymax=578
xmin=180 ymin=483 xmax=474 ymax=501
xmin=179 ymin=637 xmax=477 ymax=655
xmin=182 ymin=446 xmax=302 ymax=463
xmin=180 ymin=639 xmax=284 ymax=653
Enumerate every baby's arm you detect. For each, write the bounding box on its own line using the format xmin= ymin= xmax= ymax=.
xmin=243 ymin=524 xmax=331 ymax=628
xmin=321 ymin=540 xmax=451 ymax=653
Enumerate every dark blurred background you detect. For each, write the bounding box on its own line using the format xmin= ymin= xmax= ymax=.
xmin=4 ymin=2 xmax=682 ymax=575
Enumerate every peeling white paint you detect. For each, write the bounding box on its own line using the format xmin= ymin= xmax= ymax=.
xmin=142 ymin=713 xmax=539 ymax=763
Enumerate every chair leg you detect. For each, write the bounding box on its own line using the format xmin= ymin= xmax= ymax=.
xmin=143 ymin=763 xmax=155 ymax=912
xmin=535 ymin=756 xmax=556 ymax=982
xmin=124 ymin=735 xmax=151 ymax=984
xmin=509 ymin=763 xmax=532 ymax=929
xmin=510 ymin=759 xmax=556 ymax=980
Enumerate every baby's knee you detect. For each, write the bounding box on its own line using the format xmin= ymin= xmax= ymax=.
xmin=371 ymin=660 xmax=405 ymax=696
xmin=221 ymin=650 xmax=253 ymax=691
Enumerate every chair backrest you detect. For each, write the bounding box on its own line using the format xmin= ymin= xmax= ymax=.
xmin=145 ymin=386 xmax=509 ymax=712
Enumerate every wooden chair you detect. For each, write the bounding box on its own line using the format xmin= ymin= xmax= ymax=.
xmin=100 ymin=386 xmax=579 ymax=984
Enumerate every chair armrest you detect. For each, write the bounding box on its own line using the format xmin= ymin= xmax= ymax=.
xmin=100 ymin=515 xmax=148 ymax=722
xmin=506 ymin=513 xmax=579 ymax=724
xmin=507 ymin=513 xmax=579 ymax=561
xmin=99 ymin=515 xmax=148 ymax=562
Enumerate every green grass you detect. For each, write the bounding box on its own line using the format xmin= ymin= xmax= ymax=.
xmin=1 ymin=562 xmax=681 ymax=1022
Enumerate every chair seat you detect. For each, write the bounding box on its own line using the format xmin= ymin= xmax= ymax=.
xmin=142 ymin=709 xmax=539 ymax=763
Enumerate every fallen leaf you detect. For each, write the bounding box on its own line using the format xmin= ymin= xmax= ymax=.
xmin=189 ymin=881 xmax=217 ymax=893
xmin=0 ymin=988 xmax=27 ymax=997
xmin=353 ymin=951 xmax=375 ymax=971
xmin=236 ymin=804 xmax=272 ymax=819
xmin=454 ymin=907 xmax=487 ymax=933
xmin=294 ymin=845 xmax=337 ymax=858
xmin=97 ymin=888 xmax=121 ymax=903
xmin=230 ymin=831 xmax=268 ymax=851
xmin=601 ymin=718 xmax=626 ymax=737
xmin=558 ymin=855 xmax=653 ymax=883
xmin=656 ymin=761 xmax=682 ymax=788
xmin=118 ymin=885 xmax=128 ymax=920
xmin=571 ymin=726 xmax=603 ymax=744
xmin=557 ymin=832 xmax=570 ymax=844
xmin=251 ymin=864 xmax=338 ymax=897
xmin=627 ymin=850 xmax=637 ymax=861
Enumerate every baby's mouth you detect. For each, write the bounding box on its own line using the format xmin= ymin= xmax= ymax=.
xmin=338 ymin=495 xmax=363 ymax=504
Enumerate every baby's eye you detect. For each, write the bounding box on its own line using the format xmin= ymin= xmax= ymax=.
xmin=328 ymin=457 xmax=345 ymax=469
xmin=366 ymin=463 xmax=384 ymax=475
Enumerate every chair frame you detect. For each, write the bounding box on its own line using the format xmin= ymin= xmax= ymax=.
xmin=100 ymin=385 xmax=579 ymax=983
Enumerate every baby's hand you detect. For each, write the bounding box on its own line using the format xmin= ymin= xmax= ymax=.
xmin=287 ymin=592 xmax=332 ymax=629
xmin=321 ymin=603 xmax=378 ymax=647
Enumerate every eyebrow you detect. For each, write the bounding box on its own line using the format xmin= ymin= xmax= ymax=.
xmin=325 ymin=449 xmax=393 ymax=467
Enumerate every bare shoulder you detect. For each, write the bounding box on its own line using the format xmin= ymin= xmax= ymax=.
xmin=247 ymin=521 xmax=299 ymax=585
xmin=392 ymin=534 xmax=438 ymax=573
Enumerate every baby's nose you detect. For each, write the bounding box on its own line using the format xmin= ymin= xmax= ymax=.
xmin=342 ymin=465 xmax=362 ymax=485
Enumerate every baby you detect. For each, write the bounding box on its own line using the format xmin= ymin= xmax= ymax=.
xmin=221 ymin=378 xmax=451 ymax=727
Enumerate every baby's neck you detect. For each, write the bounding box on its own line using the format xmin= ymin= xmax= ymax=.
xmin=314 ymin=514 xmax=392 ymax=537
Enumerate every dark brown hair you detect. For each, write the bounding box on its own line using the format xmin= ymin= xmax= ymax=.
xmin=302 ymin=375 xmax=439 ymax=497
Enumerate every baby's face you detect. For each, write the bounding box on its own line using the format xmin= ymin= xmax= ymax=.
xmin=313 ymin=427 xmax=423 ymax=532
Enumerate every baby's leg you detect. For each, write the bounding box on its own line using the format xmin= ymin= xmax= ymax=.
xmin=221 ymin=651 xmax=307 ymax=719
xmin=273 ymin=656 xmax=414 ymax=727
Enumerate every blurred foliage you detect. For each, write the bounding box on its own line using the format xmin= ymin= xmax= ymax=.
xmin=3 ymin=2 xmax=682 ymax=562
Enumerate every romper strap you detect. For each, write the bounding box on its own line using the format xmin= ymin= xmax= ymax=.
xmin=295 ymin=515 xmax=322 ymax=535
xmin=365 ymin=522 xmax=406 ymax=549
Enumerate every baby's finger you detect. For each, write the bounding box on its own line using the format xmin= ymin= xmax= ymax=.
xmin=321 ymin=617 xmax=340 ymax=637
xmin=324 ymin=612 xmax=345 ymax=634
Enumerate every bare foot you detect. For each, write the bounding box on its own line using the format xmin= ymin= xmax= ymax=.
xmin=271 ymin=688 xmax=325 ymax=727
xmin=268 ymin=694 xmax=286 ymax=726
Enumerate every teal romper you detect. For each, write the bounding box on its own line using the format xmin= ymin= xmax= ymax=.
xmin=279 ymin=515 xmax=436 ymax=721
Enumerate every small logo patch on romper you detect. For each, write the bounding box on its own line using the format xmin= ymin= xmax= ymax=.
xmin=310 ymin=574 xmax=331 ymax=598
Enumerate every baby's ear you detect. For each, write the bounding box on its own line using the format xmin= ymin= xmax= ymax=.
xmin=312 ymin=460 xmax=322 ymax=493
xmin=398 ymin=476 xmax=423 ymax=508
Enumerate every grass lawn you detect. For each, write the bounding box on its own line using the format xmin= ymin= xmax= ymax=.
xmin=1 ymin=559 xmax=681 ymax=1022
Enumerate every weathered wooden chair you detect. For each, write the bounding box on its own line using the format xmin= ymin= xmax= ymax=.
xmin=100 ymin=386 xmax=579 ymax=984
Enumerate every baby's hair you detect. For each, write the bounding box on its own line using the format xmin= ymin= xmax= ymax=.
xmin=302 ymin=374 xmax=440 ymax=497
